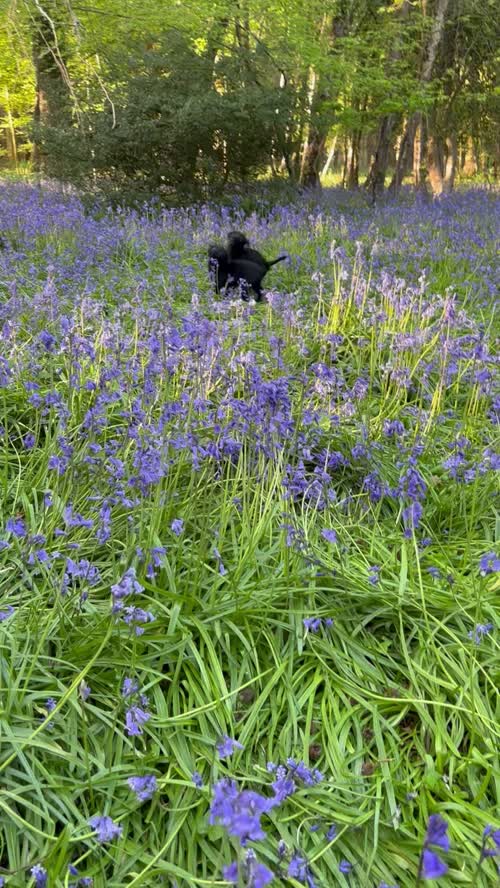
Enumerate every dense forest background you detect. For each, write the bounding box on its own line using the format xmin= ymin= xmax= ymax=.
xmin=0 ymin=0 xmax=498 ymax=200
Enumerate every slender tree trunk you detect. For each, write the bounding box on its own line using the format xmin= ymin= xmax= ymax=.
xmin=462 ymin=136 xmax=477 ymax=176
xmin=365 ymin=114 xmax=398 ymax=201
xmin=321 ymin=135 xmax=337 ymax=178
xmin=347 ymin=130 xmax=361 ymax=188
xmin=3 ymin=89 xmax=18 ymax=166
xmin=392 ymin=0 xmax=450 ymax=196
xmin=442 ymin=134 xmax=457 ymax=192
xmin=389 ymin=117 xmax=416 ymax=194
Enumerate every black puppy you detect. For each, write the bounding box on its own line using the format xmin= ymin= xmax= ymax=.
xmin=207 ymin=232 xmax=286 ymax=302
xmin=227 ymin=231 xmax=287 ymax=274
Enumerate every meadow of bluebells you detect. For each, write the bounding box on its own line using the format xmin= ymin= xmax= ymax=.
xmin=0 ymin=181 xmax=498 ymax=886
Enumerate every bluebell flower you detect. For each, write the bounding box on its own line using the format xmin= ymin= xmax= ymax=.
xmin=88 ymin=814 xmax=123 ymax=843
xmin=419 ymin=814 xmax=449 ymax=879
xmin=6 ymin=517 xmax=26 ymax=537
xmin=421 ymin=849 xmax=448 ymax=879
xmin=128 ymin=774 xmax=157 ymax=801
xmin=216 ymin=734 xmax=244 ymax=758
xmin=192 ymin=771 xmax=203 ymax=788
xmin=479 ymin=552 xmax=500 ymax=576
xmin=480 ymin=824 xmax=500 ymax=859
xmin=303 ymin=617 xmax=322 ymax=633
xmin=468 ymin=623 xmax=494 ymax=644
xmin=0 ymin=605 xmax=14 ymax=622
xmin=31 ymin=864 xmax=48 ymax=887
xmin=125 ymin=704 xmax=150 ymax=736
xmin=277 ymin=839 xmax=287 ymax=859
xmin=321 ymin=528 xmax=337 ymax=544
xmin=368 ymin=565 xmax=380 ymax=585
xmin=223 ymin=851 xmax=273 ymax=887
xmin=222 ymin=862 xmax=239 ymax=883
xmin=23 ymin=432 xmax=36 ymax=449
xmin=209 ymin=778 xmax=272 ymax=846
xmin=288 ymin=852 xmax=316 ymax=887
xmin=121 ymin=677 xmax=139 ymax=698
xmin=121 ymin=606 xmax=155 ymax=635
xmin=339 ymin=860 xmax=352 ymax=873
xmin=68 ymin=864 xmax=79 ymax=876
xmin=326 ymin=824 xmax=337 ymax=841
xmin=171 ymin=518 xmax=184 ymax=536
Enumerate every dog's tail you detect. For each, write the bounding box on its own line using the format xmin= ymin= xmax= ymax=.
xmin=267 ymin=255 xmax=287 ymax=268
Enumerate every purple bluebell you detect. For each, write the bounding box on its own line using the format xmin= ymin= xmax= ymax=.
xmin=468 ymin=623 xmax=494 ymax=644
xmin=128 ymin=774 xmax=157 ymax=801
xmin=287 ymin=853 xmax=316 ymax=887
xmin=223 ymin=851 xmax=274 ymax=887
xmin=171 ymin=518 xmax=184 ymax=536
xmin=339 ymin=860 xmax=352 ymax=874
xmin=216 ymin=734 xmax=244 ymax=758
xmin=0 ymin=605 xmax=14 ymax=622
xmin=321 ymin=528 xmax=337 ymax=544
xmin=479 ymin=552 xmax=500 ymax=576
xmin=88 ymin=814 xmax=123 ymax=843
xmin=209 ymin=778 xmax=272 ymax=846
xmin=6 ymin=517 xmax=26 ymax=537
xmin=125 ymin=704 xmax=151 ymax=736
xmin=421 ymin=849 xmax=448 ymax=879
xmin=419 ymin=814 xmax=450 ymax=879
xmin=192 ymin=771 xmax=203 ymax=788
xmin=121 ymin=677 xmax=139 ymax=698
xmin=121 ymin=606 xmax=155 ymax=635
xmin=31 ymin=864 xmax=48 ymax=887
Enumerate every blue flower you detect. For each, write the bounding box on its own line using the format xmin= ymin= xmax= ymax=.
xmin=121 ymin=677 xmax=139 ymax=698
xmin=88 ymin=814 xmax=123 ymax=843
xmin=192 ymin=771 xmax=203 ymax=788
xmin=30 ymin=864 xmax=48 ymax=887
xmin=479 ymin=552 xmax=500 ymax=576
xmin=209 ymin=778 xmax=272 ymax=846
xmin=223 ymin=851 xmax=273 ymax=887
xmin=288 ymin=853 xmax=316 ymax=887
xmin=420 ymin=815 xmax=449 ymax=879
xmin=0 ymin=605 xmax=14 ymax=622
xmin=339 ymin=860 xmax=352 ymax=874
xmin=171 ymin=518 xmax=184 ymax=536
xmin=6 ymin=517 xmax=26 ymax=537
xmin=125 ymin=704 xmax=151 ymax=736
xmin=468 ymin=623 xmax=494 ymax=644
xmin=128 ymin=774 xmax=157 ymax=801
xmin=321 ymin=528 xmax=337 ymax=544
xmin=425 ymin=815 xmax=450 ymax=852
xmin=421 ymin=849 xmax=448 ymax=879
xmin=216 ymin=734 xmax=244 ymax=758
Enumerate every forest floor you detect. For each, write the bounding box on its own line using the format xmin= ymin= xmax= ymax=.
xmin=0 ymin=181 xmax=498 ymax=888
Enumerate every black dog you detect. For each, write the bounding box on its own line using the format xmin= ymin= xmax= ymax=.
xmin=208 ymin=232 xmax=286 ymax=302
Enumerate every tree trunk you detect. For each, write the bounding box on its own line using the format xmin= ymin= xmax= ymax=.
xmin=426 ymin=131 xmax=444 ymax=194
xmin=462 ymin=136 xmax=477 ymax=176
xmin=300 ymin=126 xmax=327 ymax=188
xmin=347 ymin=131 xmax=361 ymax=188
xmin=442 ymin=134 xmax=457 ymax=192
xmin=321 ymin=136 xmax=337 ymax=178
xmin=392 ymin=0 xmax=450 ymax=196
xmin=389 ymin=117 xmax=416 ymax=194
xmin=365 ymin=114 xmax=398 ymax=201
